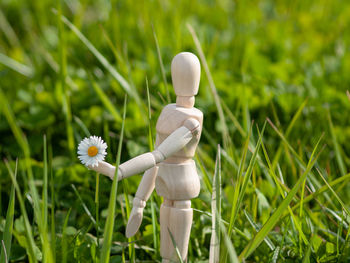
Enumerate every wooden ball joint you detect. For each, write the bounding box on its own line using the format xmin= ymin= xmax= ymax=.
xmin=89 ymin=52 xmax=203 ymax=262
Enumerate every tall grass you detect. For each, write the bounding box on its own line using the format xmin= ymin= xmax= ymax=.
xmin=57 ymin=0 xmax=75 ymax=159
xmin=0 ymin=162 xmax=16 ymax=263
xmin=209 ymin=145 xmax=221 ymax=263
xmin=100 ymin=95 xmax=127 ymax=263
xmin=5 ymin=160 xmax=38 ymax=263
xmin=1 ymin=89 xmax=54 ymax=262
xmin=1 ymin=0 xmax=350 ymax=262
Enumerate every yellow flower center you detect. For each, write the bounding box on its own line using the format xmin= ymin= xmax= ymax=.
xmin=88 ymin=146 xmax=98 ymax=157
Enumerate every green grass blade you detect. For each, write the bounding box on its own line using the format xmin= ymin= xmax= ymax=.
xmin=299 ymin=176 xmax=307 ymax=255
xmin=316 ymin=169 xmax=350 ymax=216
xmin=0 ymin=88 xmax=53 ymax=262
xmin=196 ymin=151 xmax=215 ymax=180
xmin=195 ymin=153 xmax=213 ymax=192
xmin=302 ymin=233 xmax=317 ymax=263
xmin=0 ymin=178 xmax=1 ymax=217
xmin=100 ymin=95 xmax=127 ymax=263
xmin=95 ymin=172 xmax=100 ymax=259
xmin=61 ymin=208 xmax=71 ymax=263
xmin=187 ymin=24 xmax=230 ymax=149
xmin=150 ymin=196 xmax=159 ymax=257
xmin=49 ymin=139 xmax=56 ymax=260
xmin=0 ymin=242 xmax=7 ymax=263
xmin=90 ymin=78 xmax=122 ymax=123
xmin=336 ymin=212 xmax=345 ymax=257
xmin=73 ymin=116 xmax=91 ymax=138
xmin=57 ymin=1 xmax=75 ymax=158
xmin=168 ymin=229 xmax=184 ymax=263
xmin=121 ymin=179 xmax=135 ymax=262
xmin=146 ymin=77 xmax=154 ymax=151
xmin=0 ymin=10 xmax=20 ymax=47
xmin=71 ymin=184 xmax=97 ymax=227
xmin=42 ymin=135 xmax=48 ymax=242
xmin=209 ymin=145 xmax=221 ymax=263
xmin=232 ymin=122 xmax=266 ymax=232
xmin=218 ymin=214 xmax=239 ymax=263
xmin=267 ymin=117 xmax=311 ymax=170
xmin=0 ymin=162 xmax=16 ymax=263
xmin=267 ymin=118 xmax=334 ymax=206
xmin=222 ymin=123 xmax=256 ymax=262
xmin=239 ymin=134 xmax=324 ymax=260
xmin=0 ymin=88 xmax=30 ymax=157
xmin=327 ymin=108 xmax=346 ymax=176
xmin=227 ymin=123 xmax=253 ymax=235
xmin=152 ymin=26 xmax=170 ymax=103
xmin=5 ymin=160 xmax=37 ymax=263
xmin=53 ymin=10 xmax=142 ymax=107
xmin=270 ymin=246 xmax=280 ymax=263
xmin=258 ymin=127 xmax=309 ymax=246
xmin=146 ymin=76 xmax=159 ymax=256
xmin=271 ymin=99 xmax=308 ymax=170
xmin=289 ymin=173 xmax=350 ymax=214
xmin=0 ymin=52 xmax=34 ymax=77
xmin=242 ymin=99 xmax=251 ymax=135
xmin=99 ymin=24 xmax=125 ymax=68
xmin=222 ymin=99 xmax=246 ymax=137
xmin=244 ymin=210 xmax=275 ymax=251
xmin=200 ymin=128 xmax=238 ymax=170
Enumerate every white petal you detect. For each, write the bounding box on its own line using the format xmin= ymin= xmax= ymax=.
xmin=77 ymin=135 xmax=109 ymax=166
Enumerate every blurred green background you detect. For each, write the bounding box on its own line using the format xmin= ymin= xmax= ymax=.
xmin=1 ymin=0 xmax=350 ymax=262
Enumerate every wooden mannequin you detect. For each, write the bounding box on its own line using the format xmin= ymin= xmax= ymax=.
xmin=89 ymin=52 xmax=203 ymax=262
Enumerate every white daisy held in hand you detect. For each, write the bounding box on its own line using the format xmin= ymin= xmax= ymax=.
xmin=78 ymin=136 xmax=107 ymax=167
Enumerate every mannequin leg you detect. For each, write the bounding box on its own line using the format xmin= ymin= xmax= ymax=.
xmin=161 ymin=200 xmax=193 ymax=263
xmin=166 ymin=200 xmax=192 ymax=262
xmin=160 ymin=199 xmax=174 ymax=262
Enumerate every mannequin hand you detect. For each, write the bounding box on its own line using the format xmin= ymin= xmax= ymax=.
xmin=125 ymin=197 xmax=146 ymax=238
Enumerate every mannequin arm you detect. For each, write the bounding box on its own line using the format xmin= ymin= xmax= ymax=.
xmin=125 ymin=166 xmax=158 ymax=237
xmin=89 ymin=118 xmax=200 ymax=180
xmin=124 ymin=118 xmax=200 ymax=237
xmin=88 ymin=161 xmax=115 ymax=180
xmin=135 ymin=166 xmax=158 ymax=201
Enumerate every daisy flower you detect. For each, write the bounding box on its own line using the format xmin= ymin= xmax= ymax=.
xmin=77 ymin=136 xmax=107 ymax=167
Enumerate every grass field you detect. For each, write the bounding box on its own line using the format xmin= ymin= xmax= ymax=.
xmin=1 ymin=0 xmax=350 ymax=262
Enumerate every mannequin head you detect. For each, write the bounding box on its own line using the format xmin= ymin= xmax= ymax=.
xmin=171 ymin=52 xmax=200 ymax=108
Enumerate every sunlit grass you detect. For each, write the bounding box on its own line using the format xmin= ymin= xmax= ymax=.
xmin=1 ymin=0 xmax=350 ymax=262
